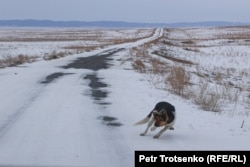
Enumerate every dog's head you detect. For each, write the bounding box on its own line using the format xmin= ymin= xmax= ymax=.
xmin=152 ymin=110 xmax=169 ymax=127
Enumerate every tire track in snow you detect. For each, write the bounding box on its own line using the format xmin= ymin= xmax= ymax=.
xmin=0 ymin=72 xmax=75 ymax=138
xmin=0 ymin=84 xmax=44 ymax=138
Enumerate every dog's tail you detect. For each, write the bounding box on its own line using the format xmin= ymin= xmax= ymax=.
xmin=133 ymin=110 xmax=155 ymax=126
xmin=134 ymin=117 xmax=150 ymax=125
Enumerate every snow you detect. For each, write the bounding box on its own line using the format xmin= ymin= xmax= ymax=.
xmin=0 ymin=27 xmax=249 ymax=167
xmin=0 ymin=28 xmax=153 ymax=60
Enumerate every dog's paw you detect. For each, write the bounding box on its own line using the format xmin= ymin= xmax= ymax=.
xmin=169 ymin=127 xmax=174 ymax=130
xmin=140 ymin=133 xmax=146 ymax=136
xmin=153 ymin=135 xmax=159 ymax=139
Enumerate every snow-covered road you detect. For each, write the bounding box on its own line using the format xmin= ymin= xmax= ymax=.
xmin=0 ymin=27 xmax=249 ymax=167
xmin=0 ymin=29 xmax=163 ymax=166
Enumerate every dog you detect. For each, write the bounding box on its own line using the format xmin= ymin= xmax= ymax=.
xmin=134 ymin=101 xmax=176 ymax=139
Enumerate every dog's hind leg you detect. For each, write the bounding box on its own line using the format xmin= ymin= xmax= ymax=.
xmin=140 ymin=117 xmax=154 ymax=136
xmin=153 ymin=126 xmax=169 ymax=139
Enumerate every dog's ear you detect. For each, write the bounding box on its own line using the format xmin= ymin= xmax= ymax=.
xmin=152 ymin=110 xmax=159 ymax=117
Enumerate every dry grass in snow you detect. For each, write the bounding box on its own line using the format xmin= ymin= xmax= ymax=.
xmin=128 ymin=26 xmax=250 ymax=116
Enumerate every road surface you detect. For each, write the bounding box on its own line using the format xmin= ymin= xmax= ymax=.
xmin=0 ymin=29 xmax=163 ymax=167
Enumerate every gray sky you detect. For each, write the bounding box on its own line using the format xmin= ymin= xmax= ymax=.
xmin=1 ymin=0 xmax=250 ymax=23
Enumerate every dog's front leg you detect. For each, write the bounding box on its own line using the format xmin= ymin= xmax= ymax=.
xmin=140 ymin=128 xmax=149 ymax=136
xmin=140 ymin=118 xmax=154 ymax=136
xmin=153 ymin=126 xmax=169 ymax=139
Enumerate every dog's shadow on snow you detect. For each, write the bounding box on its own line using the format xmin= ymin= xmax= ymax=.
xmin=154 ymin=131 xmax=192 ymax=143
xmin=141 ymin=128 xmax=188 ymax=141
xmin=157 ymin=133 xmax=177 ymax=140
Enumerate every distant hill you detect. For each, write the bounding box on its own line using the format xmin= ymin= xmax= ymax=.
xmin=0 ymin=19 xmax=249 ymax=28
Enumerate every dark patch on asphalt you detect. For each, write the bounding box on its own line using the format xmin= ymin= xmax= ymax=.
xmin=84 ymin=74 xmax=108 ymax=88
xmin=84 ymin=74 xmax=110 ymax=104
xmin=62 ymin=48 xmax=125 ymax=71
xmin=97 ymin=116 xmax=123 ymax=127
xmin=60 ymin=48 xmax=125 ymax=127
xmin=96 ymin=102 xmax=112 ymax=105
xmin=41 ymin=72 xmax=74 ymax=84
xmin=76 ymin=49 xmax=126 ymax=105
xmin=91 ymin=89 xmax=108 ymax=101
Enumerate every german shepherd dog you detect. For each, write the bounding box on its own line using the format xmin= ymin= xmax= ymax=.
xmin=134 ymin=101 xmax=176 ymax=139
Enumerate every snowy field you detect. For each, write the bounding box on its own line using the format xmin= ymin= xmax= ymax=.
xmin=0 ymin=28 xmax=153 ymax=66
xmin=0 ymin=27 xmax=249 ymax=166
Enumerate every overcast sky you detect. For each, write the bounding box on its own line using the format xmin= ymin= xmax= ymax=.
xmin=1 ymin=0 xmax=250 ymax=23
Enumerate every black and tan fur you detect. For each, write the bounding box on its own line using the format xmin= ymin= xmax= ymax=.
xmin=134 ymin=101 xmax=176 ymax=139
